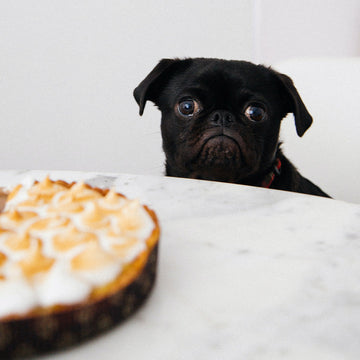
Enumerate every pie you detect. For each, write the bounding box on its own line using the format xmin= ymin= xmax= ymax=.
xmin=0 ymin=176 xmax=160 ymax=357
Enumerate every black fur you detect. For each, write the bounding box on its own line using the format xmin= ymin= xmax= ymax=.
xmin=134 ymin=58 xmax=330 ymax=198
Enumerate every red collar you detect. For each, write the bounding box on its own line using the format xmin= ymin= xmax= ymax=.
xmin=261 ymin=158 xmax=282 ymax=188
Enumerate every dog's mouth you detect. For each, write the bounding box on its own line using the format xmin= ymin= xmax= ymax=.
xmin=199 ymin=134 xmax=241 ymax=159
xmin=196 ymin=127 xmax=244 ymax=160
xmin=177 ymin=126 xmax=262 ymax=182
xmin=189 ymin=130 xmax=244 ymax=181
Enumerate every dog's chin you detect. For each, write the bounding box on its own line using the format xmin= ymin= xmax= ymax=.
xmin=191 ymin=135 xmax=243 ymax=182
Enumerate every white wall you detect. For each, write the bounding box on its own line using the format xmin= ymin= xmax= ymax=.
xmin=0 ymin=0 xmax=253 ymax=174
xmin=256 ymin=0 xmax=360 ymax=64
xmin=276 ymin=57 xmax=360 ymax=203
xmin=0 ymin=0 xmax=359 ymax=201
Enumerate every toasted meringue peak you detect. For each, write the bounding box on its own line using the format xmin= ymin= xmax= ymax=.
xmin=29 ymin=216 xmax=70 ymax=231
xmin=69 ymin=181 xmax=102 ymax=202
xmin=0 ymin=252 xmax=7 ymax=267
xmin=52 ymin=226 xmax=96 ymax=252
xmin=7 ymin=184 xmax=22 ymax=201
xmin=18 ymin=194 xmax=43 ymax=207
xmin=8 ymin=209 xmax=23 ymax=222
xmin=38 ymin=175 xmax=52 ymax=188
xmin=0 ymin=226 xmax=11 ymax=235
xmin=115 ymin=200 xmax=144 ymax=232
xmin=71 ymin=241 xmax=116 ymax=271
xmin=17 ymin=239 xmax=55 ymax=279
xmin=48 ymin=194 xmax=84 ymax=213
xmin=4 ymin=231 xmax=32 ymax=251
xmin=100 ymin=189 xmax=125 ymax=208
xmin=110 ymin=236 xmax=138 ymax=257
xmin=0 ymin=210 xmax=37 ymax=229
xmin=106 ymin=227 xmax=122 ymax=237
xmin=81 ymin=202 xmax=110 ymax=229
xmin=104 ymin=188 xmax=120 ymax=202
xmin=28 ymin=175 xmax=66 ymax=200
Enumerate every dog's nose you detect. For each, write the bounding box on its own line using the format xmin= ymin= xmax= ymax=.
xmin=210 ymin=110 xmax=235 ymax=126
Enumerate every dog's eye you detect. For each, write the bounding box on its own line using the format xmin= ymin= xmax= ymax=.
xmin=177 ymin=99 xmax=201 ymax=117
xmin=244 ymin=105 xmax=266 ymax=122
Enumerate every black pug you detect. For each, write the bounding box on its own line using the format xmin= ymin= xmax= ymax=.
xmin=134 ymin=58 xmax=330 ymax=198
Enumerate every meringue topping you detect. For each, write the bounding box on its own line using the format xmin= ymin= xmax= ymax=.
xmin=4 ymin=231 xmax=32 ymax=251
xmin=0 ymin=177 xmax=156 ymax=318
xmin=52 ymin=226 xmax=96 ymax=252
xmin=0 ymin=252 xmax=7 ymax=267
xmin=17 ymin=239 xmax=55 ymax=279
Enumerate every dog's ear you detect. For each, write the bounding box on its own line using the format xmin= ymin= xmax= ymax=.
xmin=274 ymin=71 xmax=313 ymax=137
xmin=134 ymin=58 xmax=187 ymax=116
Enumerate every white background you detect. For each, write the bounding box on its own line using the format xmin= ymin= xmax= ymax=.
xmin=0 ymin=0 xmax=359 ymax=199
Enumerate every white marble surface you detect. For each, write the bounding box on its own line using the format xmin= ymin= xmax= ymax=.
xmin=1 ymin=170 xmax=360 ymax=359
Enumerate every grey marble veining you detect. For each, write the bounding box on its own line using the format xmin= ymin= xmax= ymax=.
xmin=1 ymin=170 xmax=359 ymax=359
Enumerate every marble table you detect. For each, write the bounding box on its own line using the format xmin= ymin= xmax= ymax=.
xmin=1 ymin=170 xmax=360 ymax=359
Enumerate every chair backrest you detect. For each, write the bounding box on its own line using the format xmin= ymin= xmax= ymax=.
xmin=274 ymin=57 xmax=360 ymax=203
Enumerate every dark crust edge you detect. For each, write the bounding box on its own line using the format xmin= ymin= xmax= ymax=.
xmin=0 ymin=243 xmax=158 ymax=358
